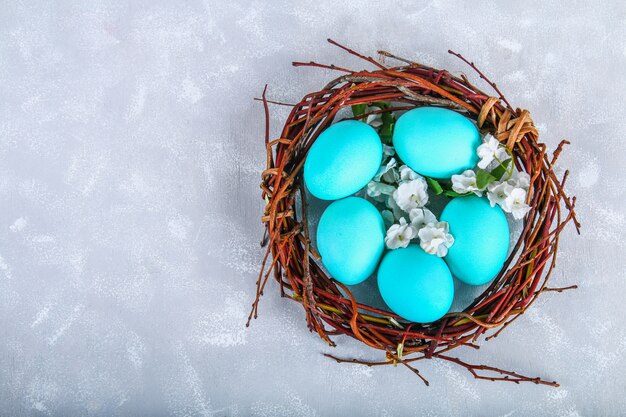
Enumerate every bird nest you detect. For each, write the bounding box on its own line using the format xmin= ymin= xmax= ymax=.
xmin=248 ymin=39 xmax=580 ymax=386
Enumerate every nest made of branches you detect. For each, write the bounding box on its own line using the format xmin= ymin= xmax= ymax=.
xmin=248 ymin=39 xmax=580 ymax=387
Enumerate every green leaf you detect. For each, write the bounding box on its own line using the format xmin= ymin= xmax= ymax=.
xmin=444 ymin=190 xmax=470 ymax=198
xmin=490 ymin=158 xmax=512 ymax=181
xmin=372 ymin=101 xmax=391 ymax=109
xmin=476 ymin=169 xmax=496 ymax=190
xmin=426 ymin=177 xmax=444 ymax=195
xmin=380 ymin=124 xmax=393 ymax=144
xmin=379 ymin=112 xmax=394 ymax=145
xmin=351 ymin=103 xmax=367 ymax=118
xmin=381 ymin=111 xmax=393 ymax=125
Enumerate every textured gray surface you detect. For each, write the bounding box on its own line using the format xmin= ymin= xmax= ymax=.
xmin=0 ymin=1 xmax=624 ymax=416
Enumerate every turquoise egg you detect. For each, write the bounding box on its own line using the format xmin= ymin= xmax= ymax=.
xmin=316 ymin=197 xmax=385 ymax=285
xmin=377 ymin=244 xmax=454 ymax=323
xmin=440 ymin=195 xmax=510 ymax=286
xmin=304 ymin=120 xmax=382 ymax=200
xmin=392 ymin=107 xmax=480 ymax=178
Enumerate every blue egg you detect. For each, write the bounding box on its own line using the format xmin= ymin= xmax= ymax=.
xmin=304 ymin=120 xmax=382 ymax=200
xmin=392 ymin=107 xmax=480 ymax=178
xmin=316 ymin=197 xmax=385 ymax=285
xmin=377 ymin=244 xmax=454 ymax=323
xmin=440 ymin=195 xmax=510 ymax=286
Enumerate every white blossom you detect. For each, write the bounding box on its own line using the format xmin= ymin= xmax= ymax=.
xmin=393 ymin=178 xmax=429 ymax=212
xmin=398 ymin=165 xmax=422 ymax=182
xmin=365 ymin=106 xmax=383 ymax=129
xmin=508 ymin=170 xmax=531 ymax=190
xmin=374 ymin=157 xmax=397 ymax=182
xmin=486 ymin=181 xmax=513 ymax=208
xmin=366 ymin=181 xmax=395 ymax=202
xmin=381 ymin=167 xmax=399 ymax=183
xmin=385 ymin=218 xmax=417 ymax=250
xmin=409 ymin=208 xmax=437 ymax=230
xmin=487 ymin=181 xmax=531 ymax=220
xmin=505 ymin=187 xmax=531 ymax=220
xmin=386 ymin=194 xmax=405 ymax=221
xmin=382 ymin=144 xmax=395 ymax=158
xmin=365 ymin=111 xmax=383 ymax=128
xmin=418 ymin=221 xmax=455 ymax=257
xmin=477 ymin=134 xmax=510 ymax=169
xmin=451 ymin=170 xmax=483 ymax=196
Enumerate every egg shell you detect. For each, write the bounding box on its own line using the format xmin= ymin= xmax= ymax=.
xmin=392 ymin=107 xmax=480 ymax=178
xmin=316 ymin=197 xmax=385 ymax=285
xmin=377 ymin=244 xmax=454 ymax=323
xmin=304 ymin=120 xmax=382 ymax=200
xmin=440 ymin=195 xmax=510 ymax=286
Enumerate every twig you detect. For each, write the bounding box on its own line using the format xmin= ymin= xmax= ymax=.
xmin=542 ymin=285 xmax=578 ymax=293
xmin=436 ymin=355 xmax=559 ymax=387
xmin=447 ymin=50 xmax=513 ymax=110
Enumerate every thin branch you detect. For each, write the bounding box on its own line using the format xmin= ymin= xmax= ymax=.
xmin=542 ymin=285 xmax=578 ymax=293
xmin=447 ymin=50 xmax=513 ymax=109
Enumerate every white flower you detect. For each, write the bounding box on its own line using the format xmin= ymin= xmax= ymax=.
xmin=398 ymin=165 xmax=422 ymax=182
xmin=366 ymin=181 xmax=395 ymax=202
xmin=451 ymin=170 xmax=483 ymax=196
xmin=381 ymin=167 xmax=399 ymax=183
xmin=393 ymin=178 xmax=429 ymax=212
xmin=486 ymin=181 xmax=513 ymax=208
xmin=487 ymin=181 xmax=531 ymax=220
xmin=508 ymin=170 xmax=530 ymax=190
xmin=386 ymin=194 xmax=405 ymax=221
xmin=418 ymin=221 xmax=455 ymax=257
xmin=374 ymin=157 xmax=397 ymax=182
xmin=383 ymin=144 xmax=395 ymax=158
xmin=385 ymin=218 xmax=418 ymax=249
xmin=477 ymin=134 xmax=510 ymax=169
xmin=409 ymin=207 xmax=437 ymax=230
xmin=365 ymin=108 xmax=383 ymax=128
xmin=505 ymin=187 xmax=531 ymax=220
xmin=365 ymin=106 xmax=383 ymax=129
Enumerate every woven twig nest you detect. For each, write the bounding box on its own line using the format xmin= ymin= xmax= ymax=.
xmin=249 ymin=39 xmax=580 ymax=386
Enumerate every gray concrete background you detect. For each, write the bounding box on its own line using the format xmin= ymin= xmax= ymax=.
xmin=0 ymin=1 xmax=624 ymax=416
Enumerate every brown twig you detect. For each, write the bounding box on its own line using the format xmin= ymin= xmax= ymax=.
xmin=542 ymin=285 xmax=578 ymax=293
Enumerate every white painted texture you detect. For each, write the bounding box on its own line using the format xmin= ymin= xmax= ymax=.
xmin=0 ymin=1 xmax=624 ymax=415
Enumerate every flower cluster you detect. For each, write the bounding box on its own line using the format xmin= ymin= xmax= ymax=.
xmin=485 ymin=171 xmax=531 ymax=219
xmin=365 ymin=142 xmax=454 ymax=257
xmin=358 ymin=105 xmax=532 ymax=257
xmin=450 ymin=134 xmax=532 ymax=220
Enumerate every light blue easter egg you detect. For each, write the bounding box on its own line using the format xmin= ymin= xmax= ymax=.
xmin=377 ymin=244 xmax=454 ymax=323
xmin=440 ymin=195 xmax=510 ymax=286
xmin=392 ymin=107 xmax=480 ymax=178
xmin=316 ymin=197 xmax=385 ymax=285
xmin=304 ymin=120 xmax=382 ymax=200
